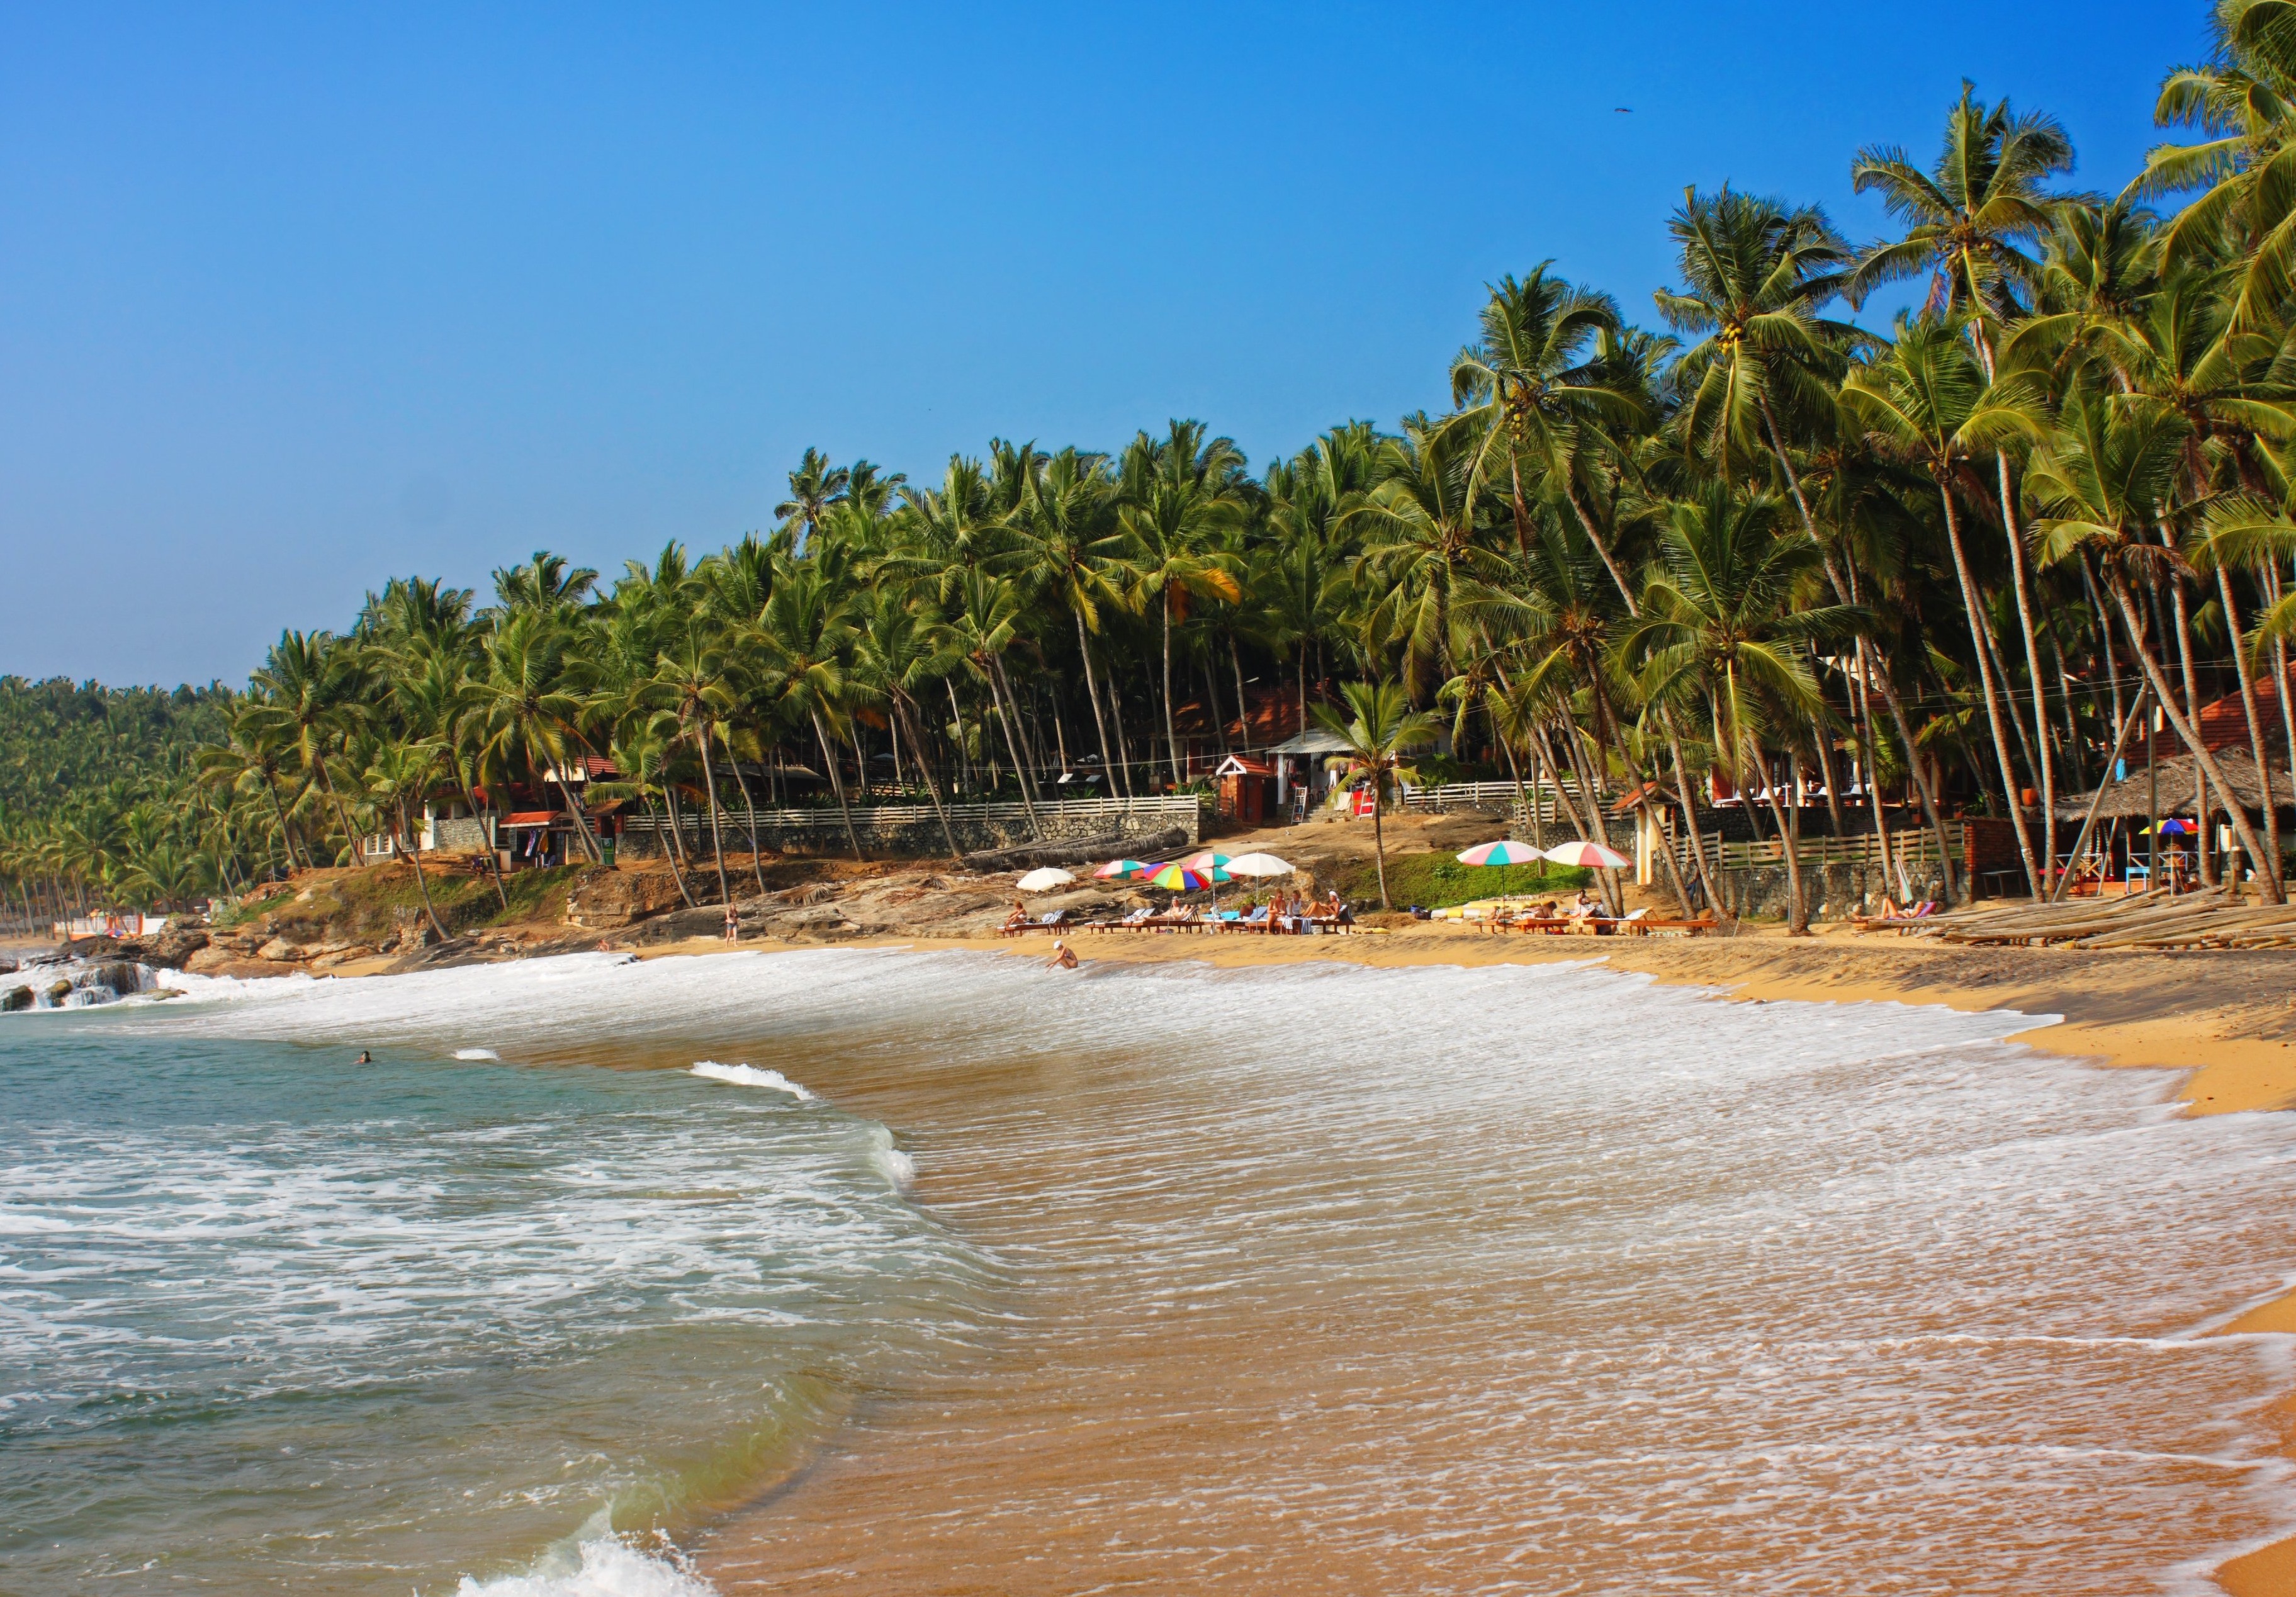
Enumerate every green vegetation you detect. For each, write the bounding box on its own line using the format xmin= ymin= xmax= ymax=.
xmin=1335 ymin=854 xmax=1591 ymax=911
xmin=246 ymin=864 xmax=583 ymax=943
xmin=12 ymin=6 xmax=2296 ymax=936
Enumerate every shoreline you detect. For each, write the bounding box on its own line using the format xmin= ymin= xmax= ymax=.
xmin=615 ymin=922 xmax=2296 ymax=1596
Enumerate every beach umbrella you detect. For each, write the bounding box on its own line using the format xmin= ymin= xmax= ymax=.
xmin=1016 ymin=867 xmax=1076 ymax=893
xmin=1093 ymin=859 xmax=1154 ymax=879
xmin=1179 ymin=850 xmax=1234 ymax=871
xmin=1542 ymin=840 xmax=1631 ymax=869
xmin=2139 ymin=819 xmax=2197 ymax=835
xmin=1146 ymin=863 xmax=1225 ymax=891
xmin=1456 ymin=840 xmax=1543 ymax=867
xmin=1224 ymin=852 xmax=1295 ymax=878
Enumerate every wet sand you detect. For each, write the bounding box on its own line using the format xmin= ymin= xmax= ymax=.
xmin=626 ymin=923 xmax=2296 ymax=1594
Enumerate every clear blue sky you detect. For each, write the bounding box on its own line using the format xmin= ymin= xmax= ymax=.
xmin=0 ymin=1 xmax=2210 ymax=687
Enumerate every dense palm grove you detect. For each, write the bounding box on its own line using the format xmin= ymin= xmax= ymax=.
xmin=14 ymin=3 xmax=2296 ymax=932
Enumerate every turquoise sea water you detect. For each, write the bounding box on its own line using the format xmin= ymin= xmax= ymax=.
xmin=0 ymin=968 xmax=994 ymax=1594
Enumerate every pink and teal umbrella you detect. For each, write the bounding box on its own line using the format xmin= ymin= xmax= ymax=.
xmin=1457 ymin=839 xmax=1543 ymax=866
xmin=1094 ymin=858 xmax=1154 ymax=878
xmin=1179 ymin=850 xmax=1234 ymax=872
xmin=1543 ymin=840 xmax=1631 ymax=869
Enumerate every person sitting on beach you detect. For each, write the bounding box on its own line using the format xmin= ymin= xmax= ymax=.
xmin=1046 ymin=939 xmax=1078 ymax=970
xmin=1004 ymin=900 xmax=1030 ymax=930
xmin=1570 ymin=889 xmax=1597 ymax=920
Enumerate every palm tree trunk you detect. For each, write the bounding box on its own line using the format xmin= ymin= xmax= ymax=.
xmin=1935 ymin=482 xmax=2041 ymax=895
xmin=1371 ymin=774 xmax=1390 ymax=909
xmin=724 ymin=747 xmax=772 ymax=898
xmin=1230 ymin=635 xmax=1252 ymax=753
xmin=990 ymin=655 xmax=1043 ymax=806
xmin=984 ymin=667 xmax=1042 ymax=835
xmin=397 ymin=799 xmax=449 ymax=942
xmin=546 ymin=769 xmax=602 ymax=864
xmin=2107 ymin=575 xmax=2283 ymax=901
xmin=900 ymin=699 xmax=962 ymax=860
xmin=653 ymin=793 xmax=697 ymax=908
xmin=1074 ymin=611 xmax=1118 ymax=791
xmin=1162 ymin=595 xmax=1184 ymax=788
xmin=695 ymin=731 xmax=731 ymax=905
xmin=811 ymin=710 xmax=865 ymax=861
xmin=2163 ymin=564 xmax=2218 ymax=887
xmin=1996 ymin=451 xmax=2058 ymax=888
xmin=1769 ymin=753 xmax=1809 ymax=933
xmin=2217 ymin=566 xmax=2283 ymax=895
xmin=453 ymin=768 xmax=510 ymax=911
xmin=262 ymin=776 xmax=301 ymax=874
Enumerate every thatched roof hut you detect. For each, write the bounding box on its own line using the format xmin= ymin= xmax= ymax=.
xmin=2055 ymin=750 xmax=2292 ymax=820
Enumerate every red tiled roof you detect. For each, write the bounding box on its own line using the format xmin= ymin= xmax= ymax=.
xmin=2198 ymin=665 xmax=2296 ymax=753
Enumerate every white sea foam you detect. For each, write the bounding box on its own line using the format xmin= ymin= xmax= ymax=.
xmin=453 ymin=1529 xmax=718 ymax=1596
xmin=454 ymin=1047 xmax=502 ymax=1060
xmin=690 ymin=1060 xmax=814 ymax=1098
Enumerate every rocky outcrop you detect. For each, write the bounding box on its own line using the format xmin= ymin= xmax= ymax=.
xmin=565 ymin=870 xmax=689 ymax=930
xmin=1 ymin=985 xmax=30 ymax=1012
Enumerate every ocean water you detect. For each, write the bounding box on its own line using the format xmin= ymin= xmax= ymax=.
xmin=4 ymin=949 xmax=2295 ymax=1594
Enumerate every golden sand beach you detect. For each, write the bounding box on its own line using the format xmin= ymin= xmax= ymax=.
xmin=611 ymin=917 xmax=2296 ymax=1595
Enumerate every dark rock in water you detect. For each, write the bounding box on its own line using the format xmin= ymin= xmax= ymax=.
xmin=1 ymin=986 xmax=30 ymax=1012
xmin=45 ymin=980 xmax=74 ymax=1006
xmin=88 ymin=962 xmax=146 ymax=997
xmin=0 ymin=958 xmax=16 ymax=976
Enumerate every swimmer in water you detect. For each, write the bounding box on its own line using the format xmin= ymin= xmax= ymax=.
xmin=1046 ymin=939 xmax=1078 ymax=970
xmin=354 ymin=1050 xmax=371 ymax=1065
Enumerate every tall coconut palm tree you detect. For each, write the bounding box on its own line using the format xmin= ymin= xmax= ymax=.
xmin=2029 ymin=387 xmax=2285 ymax=900
xmin=1312 ymin=680 xmax=1441 ymax=910
xmin=1619 ymin=486 xmax=1864 ymax=933
xmin=1840 ymin=315 xmax=2049 ymax=894
xmin=1118 ymin=421 xmax=1250 ymax=786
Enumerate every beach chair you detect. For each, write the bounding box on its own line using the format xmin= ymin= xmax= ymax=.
xmin=1089 ymin=906 xmax=1156 ymax=934
xmin=1635 ymin=913 xmax=1719 ymax=938
xmin=1000 ymin=908 xmax=1069 ymax=937
xmin=1235 ymin=905 xmax=1273 ymax=934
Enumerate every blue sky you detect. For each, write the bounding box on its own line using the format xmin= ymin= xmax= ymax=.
xmin=1 ymin=1 xmax=2210 ymax=686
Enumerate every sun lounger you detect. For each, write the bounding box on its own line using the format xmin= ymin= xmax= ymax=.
xmin=1628 ymin=913 xmax=1719 ymax=937
xmin=999 ymin=909 xmax=1070 ymax=937
xmin=1849 ymin=900 xmax=1937 ymax=934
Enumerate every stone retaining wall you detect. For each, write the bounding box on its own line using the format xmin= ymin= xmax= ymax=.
xmin=617 ymin=798 xmax=1200 ymax=861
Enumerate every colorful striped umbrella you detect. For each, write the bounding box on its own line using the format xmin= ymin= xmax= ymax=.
xmin=1542 ymin=840 xmax=1631 ymax=869
xmin=1093 ymin=858 xmax=1154 ymax=878
xmin=1146 ymin=863 xmax=1227 ymax=891
xmin=1456 ymin=840 xmax=1543 ymax=867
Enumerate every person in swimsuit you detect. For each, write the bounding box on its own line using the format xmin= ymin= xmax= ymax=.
xmin=1046 ymin=939 xmax=1079 ymax=970
xmin=354 ymin=1051 xmax=371 ymax=1065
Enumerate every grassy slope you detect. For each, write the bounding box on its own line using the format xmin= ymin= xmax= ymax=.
xmin=1334 ymin=850 xmax=1590 ymax=909
xmin=234 ymin=864 xmax=583 ymax=940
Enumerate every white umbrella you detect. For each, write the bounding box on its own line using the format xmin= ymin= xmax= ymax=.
xmin=1223 ymin=852 xmax=1295 ymax=878
xmin=1016 ymin=867 xmax=1077 ymax=893
xmin=1543 ymin=840 xmax=1631 ymax=870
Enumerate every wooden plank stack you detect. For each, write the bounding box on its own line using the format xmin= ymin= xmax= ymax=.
xmin=1905 ymin=888 xmax=2296 ymax=950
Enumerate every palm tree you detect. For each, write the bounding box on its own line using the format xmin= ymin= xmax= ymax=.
xmin=491 ymin=551 xmax=599 ymax=616
xmin=1449 ymin=265 xmax=1645 ymax=556
xmin=1341 ymin=416 xmax=1517 ymax=703
xmin=240 ymin=631 xmax=365 ymax=865
xmin=469 ymin=611 xmax=604 ymax=864
xmin=364 ymin=736 xmax=452 ymax=943
xmin=1620 ymin=487 xmax=1863 ymax=932
xmin=644 ymin=620 xmax=740 ymax=905
xmin=750 ymin=551 xmax=866 ymax=859
xmin=2027 ymin=387 xmax=2285 ymax=900
xmin=852 ymin=589 xmax=963 ymax=857
xmin=1118 ymin=421 xmax=1250 ymax=786
xmin=2131 ymin=3 xmax=2296 ymax=327
xmin=1312 ymin=680 xmax=1440 ymax=910
xmin=1840 ymin=315 xmax=2049 ymax=894
xmin=1010 ymin=446 xmax=1130 ymax=791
